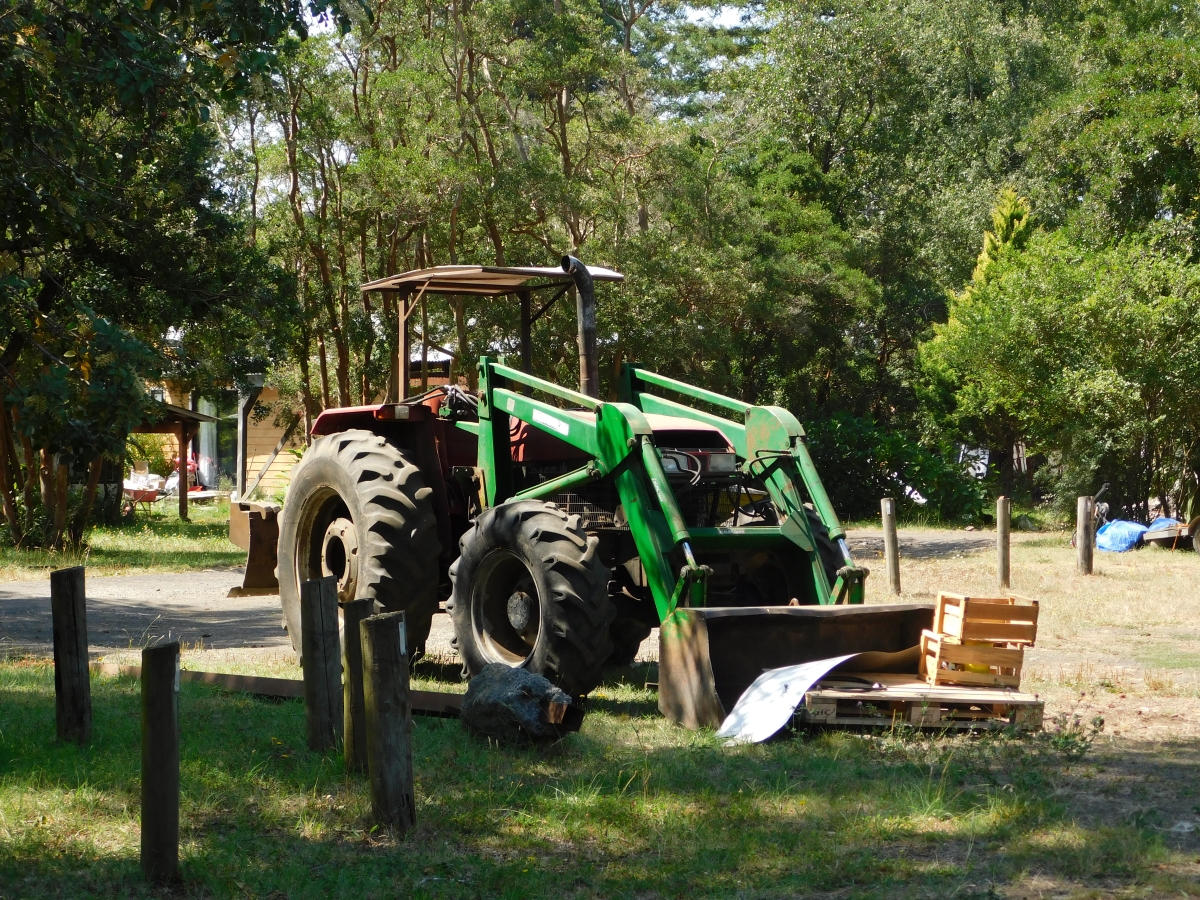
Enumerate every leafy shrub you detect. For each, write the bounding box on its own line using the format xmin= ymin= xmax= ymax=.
xmin=806 ymin=413 xmax=985 ymax=521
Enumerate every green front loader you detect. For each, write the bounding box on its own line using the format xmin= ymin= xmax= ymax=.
xmin=275 ymin=258 xmax=932 ymax=728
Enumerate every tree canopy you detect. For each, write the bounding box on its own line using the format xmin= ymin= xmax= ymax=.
xmin=4 ymin=0 xmax=1200 ymax=542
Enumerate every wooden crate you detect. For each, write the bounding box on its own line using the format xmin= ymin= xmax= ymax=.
xmin=920 ymin=630 xmax=1024 ymax=688
xmin=920 ymin=592 xmax=1038 ymax=688
xmin=798 ymin=673 xmax=1043 ymax=731
xmin=933 ymin=592 xmax=1039 ymax=646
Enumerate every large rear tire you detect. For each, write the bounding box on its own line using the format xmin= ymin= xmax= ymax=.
xmin=447 ymin=500 xmax=615 ymax=697
xmin=277 ymin=429 xmax=441 ymax=660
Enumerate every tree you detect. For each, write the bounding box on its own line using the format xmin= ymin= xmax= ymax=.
xmin=753 ymin=0 xmax=1072 ymax=425
xmin=1022 ymin=32 xmax=1200 ymax=259
xmin=923 ymin=225 xmax=1200 ymax=519
xmin=0 ymin=0 xmax=340 ymax=544
xmin=922 ymin=189 xmax=1047 ymax=499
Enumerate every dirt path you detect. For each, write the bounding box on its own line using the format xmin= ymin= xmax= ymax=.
xmin=845 ymin=525 xmax=1039 ymax=559
xmin=0 ymin=529 xmax=1042 ymax=663
xmin=0 ymin=570 xmax=287 ymax=657
xmin=0 ymin=568 xmax=468 ymax=662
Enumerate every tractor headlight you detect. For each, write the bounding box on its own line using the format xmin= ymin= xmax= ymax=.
xmin=659 ymin=454 xmax=681 ymax=473
xmin=708 ymin=453 xmax=737 ymax=473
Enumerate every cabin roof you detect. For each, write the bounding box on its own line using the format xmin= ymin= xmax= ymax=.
xmin=360 ymin=264 xmax=623 ymax=296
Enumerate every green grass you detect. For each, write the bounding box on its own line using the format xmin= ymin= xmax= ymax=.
xmin=0 ymin=503 xmax=242 ymax=582
xmin=0 ymin=660 xmax=1189 ymax=899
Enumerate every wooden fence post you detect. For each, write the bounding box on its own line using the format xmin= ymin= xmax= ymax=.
xmin=881 ymin=498 xmax=901 ymax=596
xmin=360 ymin=610 xmax=415 ymax=832
xmin=301 ymin=576 xmax=343 ymax=752
xmin=141 ymin=640 xmax=180 ymax=885
xmin=1076 ymin=495 xmax=1094 ymax=575
xmin=50 ymin=566 xmax=91 ymax=744
xmin=340 ymin=597 xmax=373 ymax=774
xmin=997 ymin=496 xmax=1011 ymax=590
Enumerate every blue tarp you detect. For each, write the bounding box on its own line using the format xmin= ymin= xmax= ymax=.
xmin=1148 ymin=516 xmax=1182 ymax=532
xmin=1096 ymin=519 xmax=1147 ymax=552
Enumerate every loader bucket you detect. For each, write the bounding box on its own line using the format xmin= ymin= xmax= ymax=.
xmin=658 ymin=604 xmax=935 ymax=729
xmin=227 ymin=501 xmax=281 ymax=597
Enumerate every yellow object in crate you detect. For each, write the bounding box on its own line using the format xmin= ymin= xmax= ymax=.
xmin=920 ymin=593 xmax=1039 ymax=688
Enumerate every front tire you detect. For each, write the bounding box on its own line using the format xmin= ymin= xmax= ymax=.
xmin=447 ymin=500 xmax=614 ymax=697
xmin=277 ymin=430 xmax=441 ymax=660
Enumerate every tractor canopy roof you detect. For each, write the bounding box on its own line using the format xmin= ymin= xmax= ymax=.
xmin=360 ymin=264 xmax=623 ymax=296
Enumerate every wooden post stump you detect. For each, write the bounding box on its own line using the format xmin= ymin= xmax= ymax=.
xmin=360 ymin=610 xmax=415 ymax=832
xmin=340 ymin=597 xmax=373 ymax=774
xmin=881 ymin=497 xmax=901 ymax=596
xmin=301 ymin=576 xmax=343 ymax=752
xmin=50 ymin=566 xmax=91 ymax=744
xmin=141 ymin=641 xmax=180 ymax=884
xmin=997 ymin=496 xmax=1011 ymax=590
xmin=1076 ymin=496 xmax=1094 ymax=575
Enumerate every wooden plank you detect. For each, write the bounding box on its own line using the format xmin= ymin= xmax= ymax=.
xmin=957 ymin=599 xmax=1038 ymax=622
xmin=806 ymin=686 xmax=1038 ymax=705
xmin=300 ymin=577 xmax=343 ymax=752
xmin=243 ymin=418 xmax=299 ymax=500
xmin=807 ymin=677 xmax=1039 ymax=705
xmin=90 ymin=663 xmax=464 ymax=717
xmin=1014 ymin=704 xmax=1045 ymax=730
xmin=931 ymin=668 xmax=1021 ymax=688
xmin=141 ymin=641 xmax=180 ymax=885
xmin=361 ymin=610 xmax=416 ymax=832
xmin=959 ymin=621 xmax=1038 ymax=643
xmin=341 ymin=598 xmax=373 ymax=775
xmin=934 ymin=641 xmax=1023 ymax=668
xmin=909 ymin=703 xmax=941 ymax=727
xmin=50 ymin=566 xmax=92 ymax=745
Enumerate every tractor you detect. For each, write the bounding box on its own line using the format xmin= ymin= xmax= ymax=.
xmin=276 ymin=258 xmax=931 ymax=727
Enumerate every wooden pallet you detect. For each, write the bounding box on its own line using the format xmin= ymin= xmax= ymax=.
xmin=797 ymin=673 xmax=1043 ymax=731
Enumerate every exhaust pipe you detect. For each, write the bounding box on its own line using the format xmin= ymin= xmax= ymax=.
xmin=561 ymin=255 xmax=598 ymax=399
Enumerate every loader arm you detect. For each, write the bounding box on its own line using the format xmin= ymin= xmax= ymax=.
xmin=475 ymin=358 xmax=865 ymax=624
xmin=477 ymin=358 xmax=693 ymax=619
xmin=620 ymin=363 xmax=864 ymax=605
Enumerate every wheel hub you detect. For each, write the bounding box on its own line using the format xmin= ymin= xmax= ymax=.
xmin=506 ymin=590 xmax=539 ymax=644
xmin=321 ymin=517 xmax=359 ymax=602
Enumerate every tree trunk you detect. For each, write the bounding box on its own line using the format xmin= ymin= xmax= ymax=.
xmin=19 ymin=425 xmax=36 ymax=517
xmin=52 ymin=458 xmax=69 ymax=548
xmin=453 ymin=298 xmax=473 ymax=390
xmin=0 ymin=407 xmax=22 ymax=544
xmin=299 ymin=328 xmax=316 ymax=446
xmin=70 ymin=456 xmax=104 ymax=544
xmin=317 ymin=332 xmax=332 ymax=410
xmin=39 ymin=447 xmax=55 ymax=512
xmin=997 ymin=440 xmax=1015 ymax=500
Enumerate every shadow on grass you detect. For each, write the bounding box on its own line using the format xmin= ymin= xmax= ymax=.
xmin=1 ymin=663 xmax=1189 ymax=900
